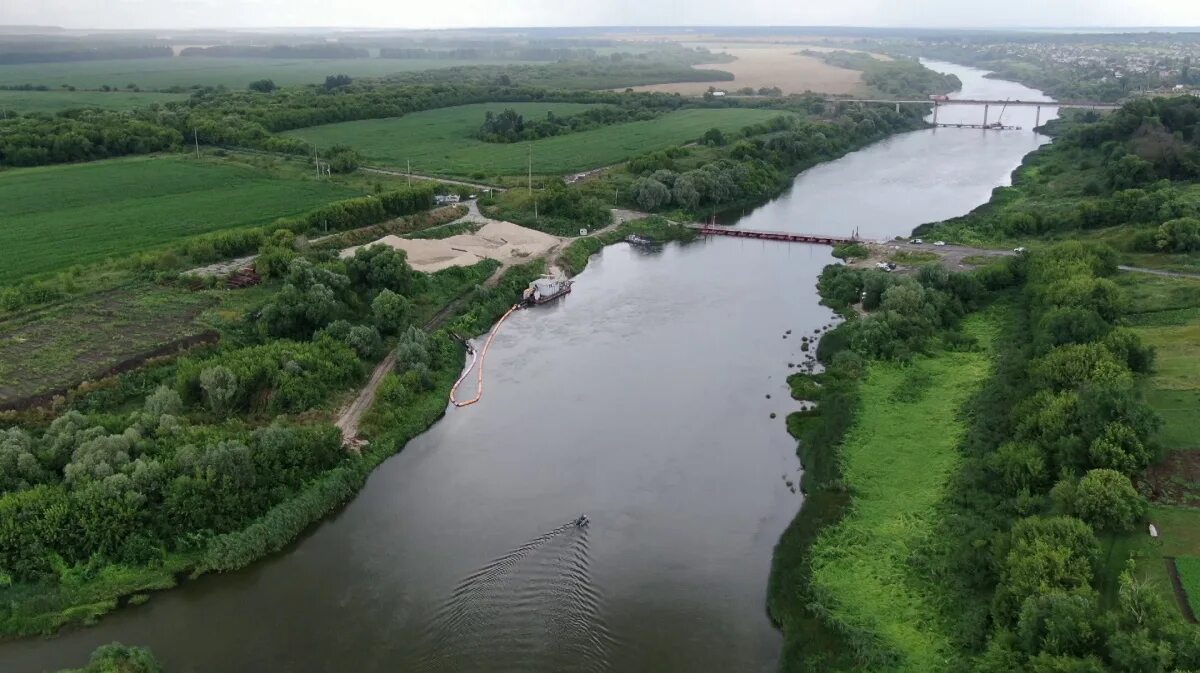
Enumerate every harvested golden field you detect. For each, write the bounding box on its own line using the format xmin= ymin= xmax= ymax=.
xmin=625 ymin=44 xmax=864 ymax=95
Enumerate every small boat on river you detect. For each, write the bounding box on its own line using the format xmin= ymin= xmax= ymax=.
xmin=625 ymin=234 xmax=659 ymax=246
xmin=522 ymin=277 xmax=573 ymax=305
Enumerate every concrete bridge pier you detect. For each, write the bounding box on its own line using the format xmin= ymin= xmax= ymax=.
xmin=983 ymin=104 xmax=989 ymax=127
xmin=895 ymin=102 xmax=901 ymax=113
xmin=1034 ymin=105 xmax=1041 ymax=130
xmin=933 ymin=102 xmax=939 ymax=124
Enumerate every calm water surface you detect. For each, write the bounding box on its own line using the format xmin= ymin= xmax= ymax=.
xmin=1 ymin=60 xmax=1057 ymax=673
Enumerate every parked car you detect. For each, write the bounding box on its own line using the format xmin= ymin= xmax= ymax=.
xmin=934 ymin=240 xmax=946 ymax=246
xmin=911 ymin=238 xmax=924 ymax=244
xmin=1013 ymin=246 xmax=1027 ymax=253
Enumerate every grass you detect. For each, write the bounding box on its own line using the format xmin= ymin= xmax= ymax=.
xmin=0 ymin=57 xmax=526 ymax=91
xmin=283 ymin=103 xmax=786 ymax=179
xmin=1121 ymin=273 xmax=1200 ymax=450
xmin=0 ymin=279 xmax=215 ymax=403
xmin=1103 ymin=506 xmax=1200 ymax=620
xmin=0 ymin=155 xmax=360 ymax=282
xmin=1174 ymin=556 xmax=1200 ymax=618
xmin=804 ymin=311 xmax=998 ymax=672
xmin=0 ymin=89 xmax=187 ymax=113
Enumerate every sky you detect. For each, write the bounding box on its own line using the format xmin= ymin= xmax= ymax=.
xmin=4 ymin=0 xmax=1200 ymax=31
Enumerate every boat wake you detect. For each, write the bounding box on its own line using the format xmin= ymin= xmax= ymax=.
xmin=407 ymin=520 xmax=614 ymax=673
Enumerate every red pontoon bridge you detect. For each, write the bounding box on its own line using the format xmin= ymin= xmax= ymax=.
xmin=686 ymin=223 xmax=858 ymax=246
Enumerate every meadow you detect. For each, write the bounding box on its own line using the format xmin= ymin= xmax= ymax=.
xmin=0 ymin=155 xmax=359 ymax=281
xmin=805 ymin=311 xmax=997 ymax=671
xmin=284 ymin=103 xmax=786 ymax=178
xmin=0 ymin=57 xmax=522 ymax=91
xmin=0 ymin=89 xmax=187 ymax=113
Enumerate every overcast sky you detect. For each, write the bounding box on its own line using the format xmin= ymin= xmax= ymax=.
xmin=5 ymin=0 xmax=1200 ymax=31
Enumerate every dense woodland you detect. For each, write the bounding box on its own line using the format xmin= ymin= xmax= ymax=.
xmin=921 ymin=96 xmax=1200 ymax=250
xmin=817 ymin=50 xmax=963 ymax=98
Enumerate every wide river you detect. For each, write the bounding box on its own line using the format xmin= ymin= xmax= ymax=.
xmin=3 ymin=61 xmax=1056 ymax=673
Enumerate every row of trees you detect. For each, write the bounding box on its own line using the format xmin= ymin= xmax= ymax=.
xmin=925 ymin=243 xmax=1198 ymax=671
xmin=627 ymin=105 xmax=925 ymax=216
xmin=476 ymin=104 xmax=667 ymax=143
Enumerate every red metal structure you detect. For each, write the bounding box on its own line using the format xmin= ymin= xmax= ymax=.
xmin=688 ymin=224 xmax=857 ymax=246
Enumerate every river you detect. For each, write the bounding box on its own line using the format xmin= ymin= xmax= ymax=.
xmin=2 ymin=60 xmax=1056 ymax=673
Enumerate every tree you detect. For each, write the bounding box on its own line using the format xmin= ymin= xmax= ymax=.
xmin=1107 ymin=153 xmax=1155 ymax=190
xmin=1058 ymin=469 xmax=1146 ymax=531
xmin=248 ymin=79 xmax=277 ymax=93
xmin=671 ymin=175 xmax=700 ymax=211
xmin=199 ymin=365 xmax=238 ymax=414
xmin=995 ymin=516 xmax=1100 ymax=624
xmin=1016 ymin=590 xmax=1104 ymax=658
xmin=1155 ymin=217 xmax=1200 ymax=252
xmin=326 ymin=145 xmax=360 ymax=174
xmin=63 ymin=433 xmax=135 ymax=486
xmin=372 ymin=289 xmax=411 ymax=334
xmin=0 ymin=428 xmax=45 ymax=493
xmin=631 ymin=177 xmax=671 ymax=211
xmin=701 ymin=127 xmax=727 ymax=146
xmin=345 ymin=245 xmax=416 ymax=297
xmin=323 ymin=74 xmax=352 ymax=90
xmin=66 ymin=642 xmax=163 ymax=673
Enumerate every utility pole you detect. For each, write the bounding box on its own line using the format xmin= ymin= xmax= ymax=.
xmin=528 ymin=143 xmax=533 ymax=195
xmin=407 ymin=159 xmax=411 ymax=185
xmin=193 ymin=128 xmax=199 ymax=159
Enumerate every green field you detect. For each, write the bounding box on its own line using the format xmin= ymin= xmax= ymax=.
xmin=805 ymin=312 xmax=997 ymax=671
xmin=1122 ymin=273 xmax=1200 ymax=450
xmin=0 ymin=155 xmax=359 ymax=282
xmin=1174 ymin=556 xmax=1200 ymax=617
xmin=0 ymin=57 xmax=524 ymax=91
xmin=284 ymin=103 xmax=787 ymax=178
xmin=0 ymin=89 xmax=187 ymax=113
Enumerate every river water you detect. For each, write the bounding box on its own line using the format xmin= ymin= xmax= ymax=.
xmin=2 ymin=61 xmax=1056 ymax=673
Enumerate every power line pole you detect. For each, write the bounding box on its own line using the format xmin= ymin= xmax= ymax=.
xmin=528 ymin=143 xmax=532 ymax=195
xmin=193 ymin=128 xmax=199 ymax=159
xmin=407 ymin=159 xmax=411 ymax=185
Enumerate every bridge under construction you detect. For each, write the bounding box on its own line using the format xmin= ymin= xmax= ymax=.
xmin=825 ymin=95 xmax=1119 ymax=130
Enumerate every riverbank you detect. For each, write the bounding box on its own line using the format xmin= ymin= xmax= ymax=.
xmin=0 ymin=261 xmax=545 ymax=640
xmin=769 ymin=308 xmax=1000 ymax=672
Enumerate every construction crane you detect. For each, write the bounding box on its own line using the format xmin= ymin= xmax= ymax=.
xmin=989 ymin=98 xmax=1011 ymax=129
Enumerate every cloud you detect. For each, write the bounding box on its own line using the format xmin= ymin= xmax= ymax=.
xmin=6 ymin=0 xmax=1199 ymax=30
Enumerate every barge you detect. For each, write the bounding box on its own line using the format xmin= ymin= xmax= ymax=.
xmin=522 ymin=277 xmax=573 ymax=305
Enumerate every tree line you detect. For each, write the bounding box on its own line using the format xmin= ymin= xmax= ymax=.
xmin=476 ymin=104 xmax=670 ymax=143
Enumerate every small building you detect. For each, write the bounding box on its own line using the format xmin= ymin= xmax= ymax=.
xmin=435 ymin=194 xmax=461 ymax=205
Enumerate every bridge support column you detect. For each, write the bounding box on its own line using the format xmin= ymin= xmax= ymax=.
xmin=895 ymin=102 xmax=900 ymax=113
xmin=933 ymin=102 xmax=939 ymax=124
xmin=1034 ymin=105 xmax=1041 ymax=130
xmin=983 ymin=104 xmax=989 ymax=127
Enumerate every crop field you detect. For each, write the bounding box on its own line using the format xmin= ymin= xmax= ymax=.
xmin=805 ymin=311 xmax=997 ymax=670
xmin=0 ymin=89 xmax=187 ymax=113
xmin=0 ymin=57 xmax=524 ymax=90
xmin=284 ymin=102 xmax=787 ymax=178
xmin=1106 ymin=506 xmax=1200 ymax=619
xmin=0 ymin=155 xmax=360 ymax=282
xmin=626 ymin=44 xmax=864 ymax=95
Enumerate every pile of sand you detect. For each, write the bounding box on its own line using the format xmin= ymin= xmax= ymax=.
xmin=341 ymin=220 xmax=560 ymax=273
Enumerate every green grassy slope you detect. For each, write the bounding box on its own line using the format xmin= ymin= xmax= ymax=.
xmin=0 ymin=89 xmax=187 ymax=113
xmin=0 ymin=155 xmax=359 ymax=281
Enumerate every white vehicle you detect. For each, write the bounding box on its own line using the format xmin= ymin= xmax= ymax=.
xmin=911 ymin=238 xmax=924 ymax=244
xmin=934 ymin=240 xmax=946 ymax=246
xmin=1013 ymin=246 xmax=1028 ymax=253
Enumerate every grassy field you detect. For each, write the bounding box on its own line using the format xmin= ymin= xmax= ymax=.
xmin=1120 ymin=273 xmax=1200 ymax=451
xmin=0 ymin=57 xmax=523 ymax=91
xmin=1104 ymin=506 xmax=1200 ymax=619
xmin=0 ymin=155 xmax=360 ymax=282
xmin=0 ymin=89 xmax=187 ymax=113
xmin=284 ymin=103 xmax=786 ymax=178
xmin=805 ymin=311 xmax=997 ymax=672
